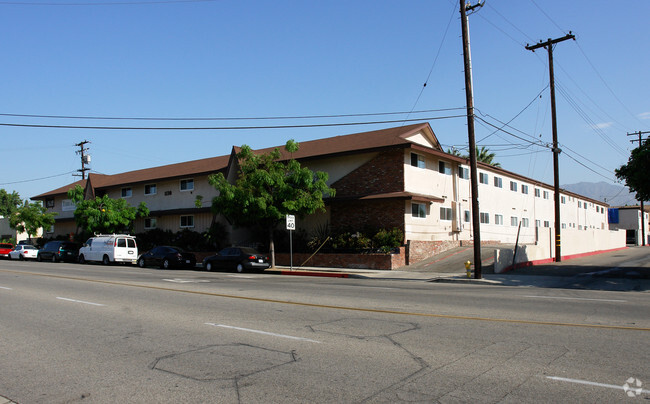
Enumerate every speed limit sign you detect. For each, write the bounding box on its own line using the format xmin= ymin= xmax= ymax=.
xmin=286 ymin=214 xmax=296 ymax=230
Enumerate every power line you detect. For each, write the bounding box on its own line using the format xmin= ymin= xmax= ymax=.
xmin=0 ymin=108 xmax=465 ymax=121
xmin=0 ymin=115 xmax=466 ymax=131
xmin=0 ymin=171 xmax=77 ymax=186
xmin=0 ymin=0 xmax=217 ymax=5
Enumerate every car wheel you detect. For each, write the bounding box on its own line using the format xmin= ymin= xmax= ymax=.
xmin=51 ymin=254 xmax=57 ymax=263
xmin=18 ymin=254 xmax=24 ymax=261
xmin=78 ymin=254 xmax=86 ymax=264
xmin=205 ymin=262 xmax=212 ymax=272
xmin=138 ymin=258 xmax=145 ymax=268
xmin=102 ymin=255 xmax=110 ymax=266
xmin=236 ymin=263 xmax=244 ymax=273
xmin=37 ymin=254 xmax=42 ymax=262
xmin=163 ymin=259 xmax=170 ymax=269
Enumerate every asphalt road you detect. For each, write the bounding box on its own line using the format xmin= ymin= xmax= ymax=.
xmin=0 ymin=259 xmax=648 ymax=403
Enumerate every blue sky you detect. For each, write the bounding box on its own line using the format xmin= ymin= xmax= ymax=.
xmin=1 ymin=0 xmax=648 ymax=203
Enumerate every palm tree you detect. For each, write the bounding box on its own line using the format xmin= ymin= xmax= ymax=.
xmin=476 ymin=146 xmax=500 ymax=167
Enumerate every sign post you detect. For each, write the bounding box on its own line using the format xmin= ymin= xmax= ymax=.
xmin=286 ymin=215 xmax=295 ymax=271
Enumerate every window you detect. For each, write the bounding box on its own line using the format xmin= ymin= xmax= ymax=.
xmin=464 ymin=210 xmax=470 ymax=222
xmin=62 ymin=199 xmax=76 ymax=211
xmin=494 ymin=177 xmax=502 ymax=188
xmin=410 ymin=153 xmax=425 ymax=168
xmin=543 ymin=191 xmax=549 ymax=199
xmin=459 ymin=166 xmax=469 ymax=179
xmin=438 ymin=161 xmax=451 ymax=175
xmin=495 ymin=214 xmax=503 ymax=225
xmin=180 ymin=215 xmax=194 ymax=228
xmin=562 ymin=223 xmax=567 ymax=229
xmin=510 ymin=181 xmax=517 ymax=192
xmin=479 ymin=172 xmax=488 ymax=184
xmin=561 ymin=196 xmax=566 ymax=204
xmin=511 ymin=216 xmax=518 ymax=226
xmin=180 ymin=179 xmax=194 ymax=191
xmin=584 ymin=203 xmax=587 ymax=210
xmin=440 ymin=207 xmax=453 ymax=221
xmin=121 ymin=187 xmax=132 ymax=198
xmin=544 ymin=220 xmax=550 ymax=228
xmin=480 ymin=212 xmax=489 ymax=224
xmin=412 ymin=203 xmax=427 ymax=218
xmin=144 ymin=184 xmax=157 ymax=195
xmin=521 ymin=218 xmax=529 ymax=227
xmin=117 ymin=238 xmax=126 ymax=248
xmin=535 ymin=220 xmax=541 ymax=228
xmin=144 ymin=218 xmax=157 ymax=229
xmin=45 ymin=198 xmax=55 ymax=208
xmin=535 ymin=188 xmax=541 ymax=197
xmin=521 ymin=185 xmax=529 ymax=194
xmin=578 ymin=201 xmax=582 ymax=208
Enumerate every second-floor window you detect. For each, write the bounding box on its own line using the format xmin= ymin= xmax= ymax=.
xmin=180 ymin=179 xmax=194 ymax=191
xmin=521 ymin=185 xmax=529 ymax=194
xmin=145 ymin=184 xmax=157 ymax=195
xmin=494 ymin=177 xmax=502 ymax=188
xmin=510 ymin=181 xmax=517 ymax=192
xmin=121 ymin=187 xmax=132 ymax=198
xmin=438 ymin=161 xmax=451 ymax=175
xmin=410 ymin=153 xmax=425 ymax=168
xmin=479 ymin=173 xmax=488 ymax=184
xmin=62 ymin=199 xmax=76 ymax=211
xmin=459 ymin=166 xmax=469 ymax=179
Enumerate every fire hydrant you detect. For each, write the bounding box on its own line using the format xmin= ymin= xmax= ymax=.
xmin=465 ymin=260 xmax=472 ymax=278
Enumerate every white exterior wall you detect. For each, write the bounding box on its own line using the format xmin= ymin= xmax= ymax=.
xmin=402 ymin=149 xmax=609 ymax=245
xmin=610 ymin=208 xmax=650 ymax=245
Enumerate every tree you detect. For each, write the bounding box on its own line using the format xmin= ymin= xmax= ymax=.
xmin=476 ymin=146 xmax=501 ymax=167
xmin=9 ymin=201 xmax=57 ymax=242
xmin=0 ymin=189 xmax=22 ymax=218
xmin=208 ymin=140 xmax=335 ymax=267
xmin=616 ymin=138 xmax=650 ymax=202
xmin=67 ymin=185 xmax=149 ymax=234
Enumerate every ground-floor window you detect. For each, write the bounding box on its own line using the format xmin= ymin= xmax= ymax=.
xmin=480 ymin=212 xmax=489 ymax=224
xmin=180 ymin=215 xmax=194 ymax=228
xmin=495 ymin=214 xmax=503 ymax=225
xmin=412 ymin=203 xmax=427 ymax=218
xmin=144 ymin=218 xmax=157 ymax=229
xmin=439 ymin=207 xmax=453 ymax=221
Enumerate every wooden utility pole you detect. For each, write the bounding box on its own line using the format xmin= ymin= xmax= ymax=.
xmin=627 ymin=130 xmax=650 ymax=246
xmin=460 ymin=0 xmax=483 ymax=278
xmin=526 ymin=33 xmax=575 ymax=262
xmin=75 ymin=140 xmax=91 ymax=180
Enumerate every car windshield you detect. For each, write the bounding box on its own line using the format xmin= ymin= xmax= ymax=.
xmin=61 ymin=242 xmax=77 ymax=249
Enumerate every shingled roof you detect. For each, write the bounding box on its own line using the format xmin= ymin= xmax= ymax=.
xmin=33 ymin=123 xmax=438 ymax=199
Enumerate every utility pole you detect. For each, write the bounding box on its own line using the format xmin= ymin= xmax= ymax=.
xmin=460 ymin=0 xmax=483 ymax=278
xmin=74 ymin=140 xmax=91 ymax=180
xmin=627 ymin=130 xmax=649 ymax=246
xmin=526 ymin=32 xmax=575 ymax=262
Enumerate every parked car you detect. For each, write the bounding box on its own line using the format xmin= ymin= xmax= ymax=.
xmin=202 ymin=246 xmax=270 ymax=273
xmin=9 ymin=244 xmax=38 ymax=260
xmin=137 ymin=246 xmax=196 ymax=269
xmin=37 ymin=241 xmax=80 ymax=262
xmin=78 ymin=234 xmax=138 ymax=265
xmin=0 ymin=243 xmax=13 ymax=259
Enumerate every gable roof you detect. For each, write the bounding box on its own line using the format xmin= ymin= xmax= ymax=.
xmin=32 ymin=123 xmax=440 ymax=199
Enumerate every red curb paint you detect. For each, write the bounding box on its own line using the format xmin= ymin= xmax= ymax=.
xmin=280 ymin=271 xmax=349 ymax=278
xmin=502 ymin=246 xmax=629 ymax=273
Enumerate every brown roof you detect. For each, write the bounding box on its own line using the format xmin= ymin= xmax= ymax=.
xmin=33 ymin=123 xmax=437 ymax=199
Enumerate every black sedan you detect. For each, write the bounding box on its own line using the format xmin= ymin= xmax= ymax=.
xmin=202 ymin=247 xmax=270 ymax=273
xmin=137 ymin=246 xmax=196 ymax=269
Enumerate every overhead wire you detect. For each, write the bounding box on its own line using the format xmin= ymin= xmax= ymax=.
xmin=0 ymin=171 xmax=77 ymax=186
xmin=0 ymin=114 xmax=467 ymax=131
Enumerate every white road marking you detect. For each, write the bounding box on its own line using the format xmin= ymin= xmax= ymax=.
xmin=227 ymin=275 xmax=257 ymax=279
xmin=163 ymin=278 xmax=210 ymax=283
xmin=524 ymin=295 xmax=626 ymax=303
xmin=205 ymin=323 xmax=321 ymax=344
xmin=56 ymin=297 xmax=105 ymax=306
xmin=546 ymin=376 xmax=650 ymax=394
xmin=0 ymin=286 xmax=13 ymax=290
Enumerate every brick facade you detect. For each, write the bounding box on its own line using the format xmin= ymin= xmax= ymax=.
xmin=276 ymin=247 xmax=406 ymax=270
xmin=331 ymin=149 xmax=404 ymax=197
xmin=330 ymin=199 xmax=405 ymax=234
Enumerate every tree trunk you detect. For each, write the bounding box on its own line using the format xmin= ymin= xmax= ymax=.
xmin=268 ymin=226 xmax=275 ymax=268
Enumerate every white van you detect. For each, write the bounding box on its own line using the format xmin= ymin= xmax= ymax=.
xmin=78 ymin=234 xmax=138 ymax=265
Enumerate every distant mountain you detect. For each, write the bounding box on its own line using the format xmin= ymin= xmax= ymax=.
xmin=562 ymin=181 xmax=637 ymax=207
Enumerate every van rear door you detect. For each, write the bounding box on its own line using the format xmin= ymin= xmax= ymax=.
xmin=115 ymin=237 xmax=137 ymax=263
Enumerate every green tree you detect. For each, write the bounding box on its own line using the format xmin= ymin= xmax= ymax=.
xmin=0 ymin=189 xmax=22 ymax=218
xmin=446 ymin=147 xmax=463 ymax=157
xmin=476 ymin=146 xmax=501 ymax=167
xmin=67 ymin=185 xmax=149 ymax=234
xmin=616 ymin=138 xmax=650 ymax=202
xmin=9 ymin=201 xmax=57 ymax=242
xmin=208 ymin=140 xmax=335 ymax=267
